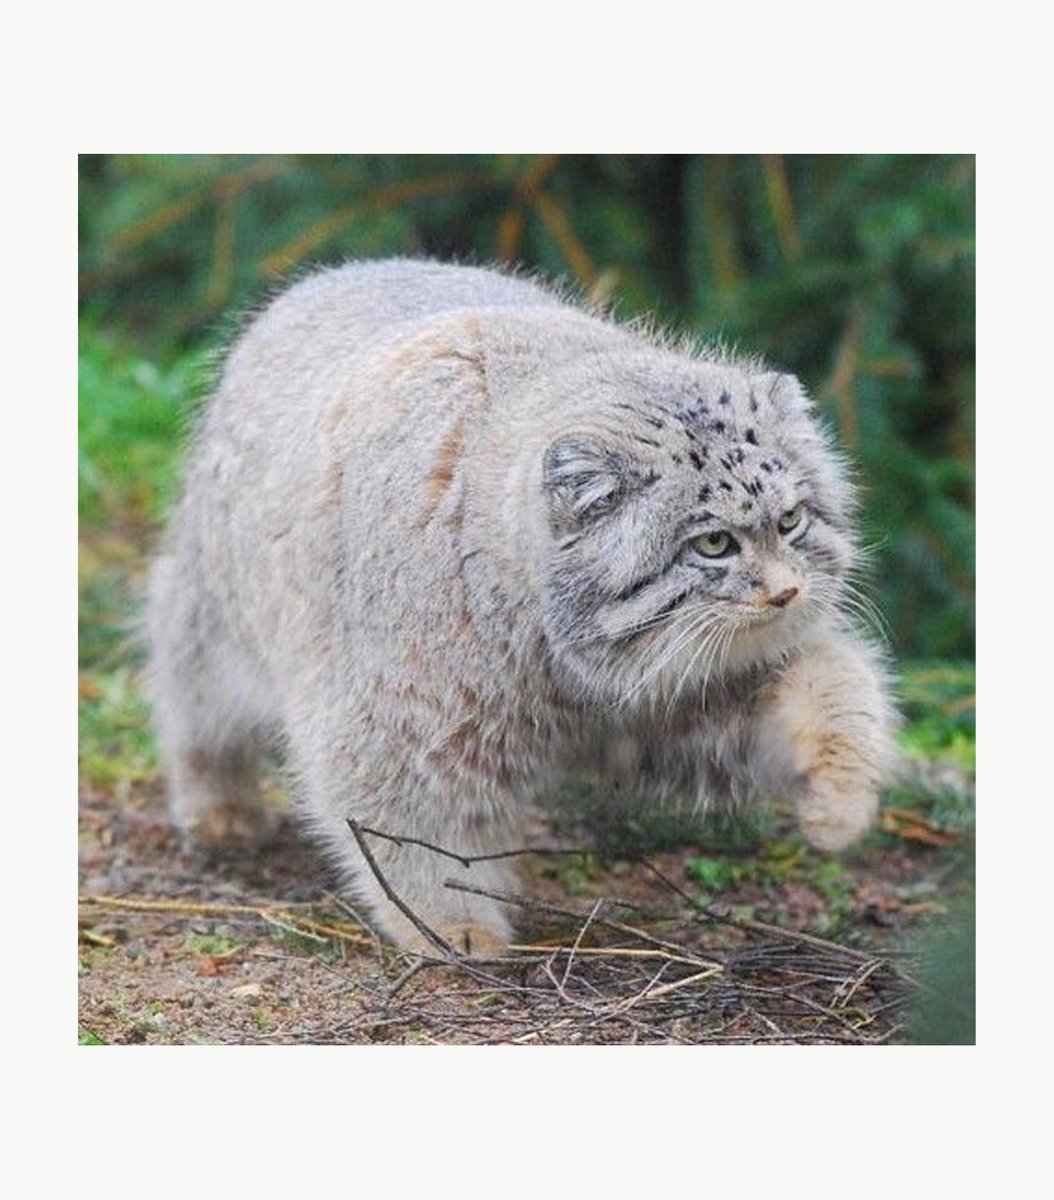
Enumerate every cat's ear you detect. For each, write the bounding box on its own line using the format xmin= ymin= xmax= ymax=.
xmin=754 ymin=371 xmax=813 ymax=417
xmin=542 ymin=435 xmax=652 ymax=531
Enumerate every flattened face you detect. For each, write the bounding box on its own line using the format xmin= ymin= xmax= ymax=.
xmin=540 ymin=359 xmax=856 ymax=705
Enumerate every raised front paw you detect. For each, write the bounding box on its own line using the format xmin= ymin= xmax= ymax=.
xmin=795 ymin=770 xmax=878 ymax=853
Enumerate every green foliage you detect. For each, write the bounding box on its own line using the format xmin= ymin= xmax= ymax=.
xmin=687 ymin=841 xmax=856 ymax=934
xmin=79 ymin=153 xmax=974 ymax=660
xmin=78 ymin=326 xmax=206 ymax=525
xmin=907 ymin=901 xmax=975 ymax=1045
xmin=898 ymin=662 xmax=976 ymax=766
xmin=184 ymin=933 xmax=244 ymax=957
xmin=78 ymin=666 xmax=156 ymax=790
xmin=78 ymin=328 xmax=208 ymax=798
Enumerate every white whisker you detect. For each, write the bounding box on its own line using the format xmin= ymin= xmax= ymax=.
xmin=620 ymin=608 xmax=725 ymax=708
xmin=813 ymin=575 xmax=892 ymax=643
xmin=664 ymin=613 xmax=734 ymax=720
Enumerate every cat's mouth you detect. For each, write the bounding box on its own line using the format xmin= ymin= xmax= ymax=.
xmin=608 ymin=589 xmax=803 ymax=648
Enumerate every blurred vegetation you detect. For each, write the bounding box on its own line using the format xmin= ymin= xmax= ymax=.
xmin=79 ymin=153 xmax=974 ymax=661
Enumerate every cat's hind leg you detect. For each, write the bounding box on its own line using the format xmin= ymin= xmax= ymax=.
xmin=162 ymin=737 xmax=267 ymax=848
xmin=146 ymin=557 xmax=271 ymax=848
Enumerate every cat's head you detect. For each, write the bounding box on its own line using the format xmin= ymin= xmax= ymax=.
xmin=537 ymin=355 xmax=858 ymax=707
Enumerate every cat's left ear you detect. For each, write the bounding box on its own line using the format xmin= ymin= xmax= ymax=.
xmin=542 ymin=434 xmax=652 ymax=532
xmin=754 ymin=371 xmax=813 ymax=417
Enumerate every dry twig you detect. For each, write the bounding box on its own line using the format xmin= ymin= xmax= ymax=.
xmin=323 ymin=821 xmax=914 ymax=1044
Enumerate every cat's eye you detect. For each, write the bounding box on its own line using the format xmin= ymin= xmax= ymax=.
xmin=778 ymin=503 xmax=806 ymax=534
xmin=693 ymin=530 xmax=738 ymax=558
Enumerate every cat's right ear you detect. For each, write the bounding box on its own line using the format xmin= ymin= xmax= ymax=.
xmin=542 ymin=435 xmax=648 ymax=532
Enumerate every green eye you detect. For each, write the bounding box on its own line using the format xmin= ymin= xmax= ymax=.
xmin=778 ymin=503 xmax=806 ymax=534
xmin=693 ymin=530 xmax=738 ymax=558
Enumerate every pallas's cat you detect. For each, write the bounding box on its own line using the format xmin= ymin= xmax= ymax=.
xmin=147 ymin=260 xmax=896 ymax=954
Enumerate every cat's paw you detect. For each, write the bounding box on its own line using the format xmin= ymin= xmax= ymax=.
xmin=181 ymin=801 xmax=273 ymax=850
xmin=399 ymin=922 xmax=511 ymax=959
xmin=440 ymin=924 xmax=511 ymax=959
xmin=796 ymin=773 xmax=878 ymax=852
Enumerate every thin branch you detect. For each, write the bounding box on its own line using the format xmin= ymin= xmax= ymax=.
xmin=260 ymin=171 xmax=493 ymax=275
xmin=443 ymin=878 xmax=725 ymax=969
xmin=824 ymin=299 xmax=868 ymax=448
xmin=534 ymin=192 xmax=597 ymax=287
xmin=507 ymin=944 xmax=710 ymax=967
xmin=79 ymin=891 xmax=372 ymax=952
xmin=560 ymin=899 xmax=603 ymax=989
xmin=350 ymin=822 xmax=584 ymax=869
xmin=346 ymin=819 xmax=459 ymax=959
xmin=497 ymin=153 xmax=560 ymax=262
xmin=760 ymin=154 xmax=802 ymax=259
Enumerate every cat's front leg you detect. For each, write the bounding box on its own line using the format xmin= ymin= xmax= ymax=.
xmin=758 ymin=633 xmax=898 ymax=851
xmin=288 ymin=719 xmax=521 ymax=956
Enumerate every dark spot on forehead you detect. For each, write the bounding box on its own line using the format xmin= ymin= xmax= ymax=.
xmin=733 ymin=447 xmax=745 ymax=464
xmin=718 ymin=391 xmax=731 ymax=406
xmin=760 ymin=461 xmax=773 ymax=473
xmin=679 ymin=421 xmax=704 ymax=445
xmin=719 ymin=480 xmax=733 ymax=492
xmin=697 ymin=484 xmax=711 ymax=502
xmin=671 ymin=452 xmax=682 ymax=465
xmin=680 ymin=383 xmax=710 ymax=420
xmin=745 ymin=428 xmax=758 ymax=445
xmin=711 ymin=420 xmax=726 ymax=434
xmin=749 ymin=392 xmax=759 ymax=413
xmin=740 ymin=500 xmax=754 ymax=513
xmin=688 ymin=449 xmax=705 ymax=470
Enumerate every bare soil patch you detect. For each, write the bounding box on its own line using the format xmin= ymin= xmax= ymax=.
xmin=79 ymin=767 xmax=966 ymax=1044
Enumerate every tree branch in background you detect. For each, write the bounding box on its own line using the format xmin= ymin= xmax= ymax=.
xmin=497 ymin=153 xmax=560 ymax=262
xmin=260 ymin=171 xmax=493 ymax=276
xmin=761 ymin=153 xmax=802 ymax=260
xmin=702 ymin=154 xmax=742 ymax=296
xmin=825 ymin=298 xmax=867 ymax=447
xmin=534 ymin=191 xmax=597 ymax=289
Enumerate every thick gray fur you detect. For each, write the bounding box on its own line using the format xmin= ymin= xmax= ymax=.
xmin=146 ymin=259 xmax=898 ymax=954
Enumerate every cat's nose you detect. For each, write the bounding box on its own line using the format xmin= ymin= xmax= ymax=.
xmin=768 ymin=586 xmax=799 ymax=609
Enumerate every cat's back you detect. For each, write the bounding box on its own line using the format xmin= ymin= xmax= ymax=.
xmin=199 ymin=259 xmax=578 ymax=461
xmin=229 ymin=258 xmax=566 ymax=377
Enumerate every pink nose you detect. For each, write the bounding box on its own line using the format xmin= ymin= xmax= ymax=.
xmin=769 ymin=587 xmax=799 ymax=609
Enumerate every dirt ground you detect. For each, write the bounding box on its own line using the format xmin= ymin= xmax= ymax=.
xmin=78 ymin=761 xmax=972 ymax=1045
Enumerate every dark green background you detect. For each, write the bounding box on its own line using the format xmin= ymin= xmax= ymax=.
xmin=78 ymin=153 xmax=974 ymax=661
